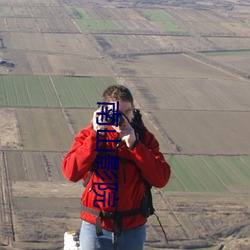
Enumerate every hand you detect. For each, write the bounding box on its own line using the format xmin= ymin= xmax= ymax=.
xmin=92 ymin=107 xmax=108 ymax=136
xmin=112 ymin=114 xmax=137 ymax=149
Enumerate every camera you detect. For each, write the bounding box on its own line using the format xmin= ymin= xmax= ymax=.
xmin=106 ymin=111 xmax=124 ymax=126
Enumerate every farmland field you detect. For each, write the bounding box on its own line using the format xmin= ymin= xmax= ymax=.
xmin=0 ymin=75 xmax=116 ymax=108
xmin=16 ymin=108 xmax=73 ymax=151
xmin=149 ymin=110 xmax=250 ymax=155
xmin=75 ymin=19 xmax=119 ymax=33
xmin=165 ymin=155 xmax=250 ymax=192
xmin=94 ymin=33 xmax=250 ymax=55
xmin=0 ymin=16 xmax=79 ymax=33
xmin=68 ymin=7 xmax=162 ymax=34
xmin=6 ymin=151 xmax=66 ymax=182
xmin=203 ymin=50 xmax=250 ymax=73
xmin=205 ymin=37 xmax=250 ymax=51
xmin=2 ymin=31 xmax=112 ymax=75
xmin=112 ymin=53 xmax=250 ymax=112
xmin=166 ymin=8 xmax=250 ymax=36
xmin=0 ymin=108 xmax=21 ymax=149
xmin=138 ymin=8 xmax=184 ymax=34
xmin=4 ymin=33 xmax=100 ymax=57
xmin=79 ymin=7 xmax=146 ymax=20
xmin=4 ymin=51 xmax=113 ymax=76
xmin=113 ymin=53 xmax=232 ymax=78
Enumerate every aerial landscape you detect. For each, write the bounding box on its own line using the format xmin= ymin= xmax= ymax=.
xmin=0 ymin=0 xmax=250 ymax=249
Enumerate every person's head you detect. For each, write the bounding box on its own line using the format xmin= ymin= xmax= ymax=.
xmin=102 ymin=85 xmax=134 ymax=122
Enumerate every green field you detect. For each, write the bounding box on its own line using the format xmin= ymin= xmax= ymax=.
xmin=165 ymin=155 xmax=250 ymax=192
xmin=138 ymin=9 xmax=173 ymax=21
xmin=0 ymin=75 xmax=116 ymax=108
xmin=70 ymin=7 xmax=119 ymax=32
xmin=138 ymin=9 xmax=183 ymax=33
xmin=75 ymin=19 xmax=118 ymax=32
xmin=71 ymin=7 xmax=90 ymax=19
xmin=202 ymin=50 xmax=250 ymax=56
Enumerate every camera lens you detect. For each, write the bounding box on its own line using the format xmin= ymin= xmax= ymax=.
xmin=107 ymin=111 xmax=123 ymax=126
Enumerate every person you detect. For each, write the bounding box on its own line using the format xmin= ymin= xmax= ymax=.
xmin=62 ymin=85 xmax=171 ymax=250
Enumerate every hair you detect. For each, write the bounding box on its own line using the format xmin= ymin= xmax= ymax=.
xmin=102 ymin=85 xmax=133 ymax=104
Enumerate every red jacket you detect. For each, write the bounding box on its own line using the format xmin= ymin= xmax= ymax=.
xmin=62 ymin=124 xmax=171 ymax=231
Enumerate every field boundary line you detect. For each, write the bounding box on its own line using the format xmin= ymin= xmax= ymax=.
xmin=63 ymin=77 xmax=78 ymax=107
xmin=184 ymin=52 xmax=250 ymax=82
xmin=5 ymin=47 xmax=103 ymax=59
xmin=143 ymin=111 xmax=180 ymax=154
xmin=220 ymin=157 xmax=245 ymax=185
xmin=239 ymin=156 xmax=250 ymax=171
xmin=158 ymin=189 xmax=190 ymax=239
xmin=20 ymin=151 xmax=28 ymax=180
xmin=0 ymin=152 xmax=15 ymax=246
xmin=12 ymin=76 xmax=19 ymax=106
xmin=183 ymin=158 xmax=208 ymax=192
xmin=148 ymin=108 xmax=250 ymax=112
xmin=75 ymin=78 xmax=91 ymax=107
xmin=23 ymin=76 xmax=33 ymax=107
xmin=91 ymin=77 xmax=103 ymax=97
xmin=200 ymin=156 xmax=228 ymax=191
xmin=61 ymin=109 xmax=76 ymax=136
xmin=49 ymin=76 xmax=62 ymax=107
xmin=170 ymin=164 xmax=187 ymax=192
xmin=70 ymin=19 xmax=83 ymax=33
xmin=37 ymin=76 xmax=49 ymax=107
xmin=57 ymin=1 xmax=83 ymax=33
xmin=49 ymin=76 xmax=75 ymax=135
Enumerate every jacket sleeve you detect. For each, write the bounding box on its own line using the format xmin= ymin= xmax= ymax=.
xmin=62 ymin=126 xmax=102 ymax=182
xmin=129 ymin=128 xmax=171 ymax=188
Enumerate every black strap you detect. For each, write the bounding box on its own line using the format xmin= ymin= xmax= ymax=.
xmin=82 ymin=205 xmax=142 ymax=235
xmin=81 ymin=206 xmax=115 ymax=236
xmin=83 ymin=171 xmax=93 ymax=187
xmin=82 ymin=205 xmax=142 ymax=219
xmin=95 ymin=217 xmax=103 ymax=236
